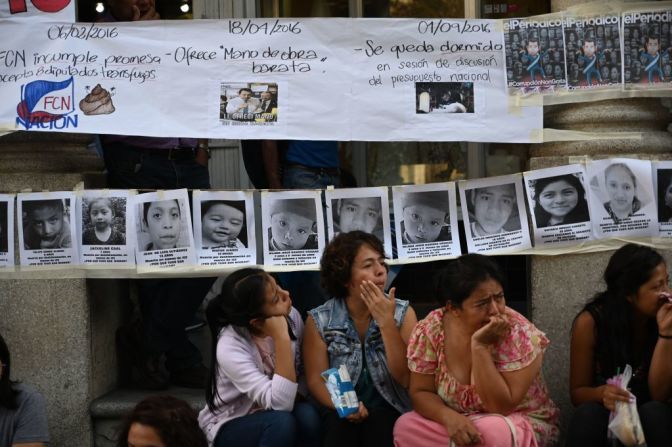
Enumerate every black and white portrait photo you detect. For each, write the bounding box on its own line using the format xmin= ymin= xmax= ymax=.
xmin=399 ymin=190 xmax=451 ymax=245
xmin=132 ymin=189 xmax=196 ymax=269
xmin=81 ymin=196 xmax=127 ymax=246
xmin=267 ymin=198 xmax=318 ymax=252
xmin=587 ymin=158 xmax=657 ymax=238
xmin=459 ymin=174 xmax=531 ymax=255
xmin=261 ymin=190 xmax=324 ymax=268
xmin=192 ymin=190 xmax=257 ymax=267
xmin=524 ymin=165 xmax=594 ymax=248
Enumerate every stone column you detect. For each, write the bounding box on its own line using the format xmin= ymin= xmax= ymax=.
xmin=0 ymin=132 xmax=125 ymax=446
xmin=529 ymin=0 xmax=672 ymax=433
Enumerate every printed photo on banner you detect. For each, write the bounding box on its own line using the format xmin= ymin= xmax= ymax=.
xmin=261 ymin=190 xmax=324 ymax=268
xmin=504 ymin=16 xmax=566 ymax=93
xmin=77 ymin=190 xmax=135 ymax=266
xmin=459 ymin=174 xmax=531 ymax=254
xmin=622 ymin=8 xmax=672 ymax=89
xmin=564 ymin=15 xmax=622 ymax=90
xmin=325 ymin=186 xmax=392 ymax=256
xmin=17 ymin=191 xmax=78 ymax=268
xmin=0 ymin=195 xmax=15 ymax=269
xmin=654 ymin=161 xmax=672 ymax=238
xmin=192 ymin=190 xmax=256 ymax=267
xmin=132 ymin=189 xmax=196 ymax=270
xmin=587 ymin=158 xmax=658 ymax=238
xmin=392 ymin=183 xmax=461 ymax=261
xmin=415 ymin=82 xmax=474 ymax=114
xmin=220 ymin=82 xmax=278 ymax=124
xmin=523 ymin=165 xmax=594 ymax=247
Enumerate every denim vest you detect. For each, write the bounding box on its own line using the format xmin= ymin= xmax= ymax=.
xmin=308 ymin=297 xmax=412 ymax=414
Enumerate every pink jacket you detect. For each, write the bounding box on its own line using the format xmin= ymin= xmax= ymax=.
xmin=198 ymin=307 xmax=304 ymax=445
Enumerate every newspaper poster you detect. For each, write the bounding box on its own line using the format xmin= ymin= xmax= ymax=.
xmin=523 ymin=165 xmax=593 ymax=247
xmin=391 ymin=183 xmax=460 ymax=261
xmin=220 ymin=82 xmax=278 ymax=125
xmin=17 ymin=191 xmax=78 ymax=267
xmin=504 ymin=16 xmax=567 ymax=94
xmin=192 ymin=190 xmax=256 ymax=267
xmin=459 ymin=174 xmax=531 ymax=254
xmin=325 ymin=187 xmax=392 ymax=257
xmin=1 ymin=0 xmax=75 ymax=22
xmin=622 ymin=8 xmax=672 ymax=89
xmin=587 ymin=158 xmax=658 ymax=238
xmin=564 ymin=14 xmax=622 ymax=90
xmin=132 ymin=189 xmax=196 ymax=270
xmin=0 ymin=194 xmax=15 ymax=269
xmin=261 ymin=190 xmax=324 ymax=268
xmin=654 ymin=160 xmax=672 ymax=238
xmin=76 ymin=190 xmax=135 ymax=267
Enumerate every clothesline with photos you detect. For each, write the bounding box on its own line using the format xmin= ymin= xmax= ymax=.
xmin=1 ymin=2 xmax=672 ymax=144
xmin=0 ymin=157 xmax=671 ymax=277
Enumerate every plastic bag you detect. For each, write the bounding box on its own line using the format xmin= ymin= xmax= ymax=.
xmin=321 ymin=364 xmax=359 ymax=418
xmin=607 ymin=364 xmax=646 ymax=446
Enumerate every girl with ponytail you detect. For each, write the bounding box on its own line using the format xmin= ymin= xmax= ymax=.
xmin=198 ymin=268 xmax=320 ymax=447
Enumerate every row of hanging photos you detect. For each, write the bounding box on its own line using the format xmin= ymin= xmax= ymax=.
xmin=0 ymin=157 xmax=670 ymax=272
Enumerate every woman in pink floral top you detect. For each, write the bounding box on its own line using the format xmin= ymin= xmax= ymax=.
xmin=393 ymin=254 xmax=559 ymax=447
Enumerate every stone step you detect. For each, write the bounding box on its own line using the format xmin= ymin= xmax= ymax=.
xmin=0 ymin=131 xmax=94 ymax=145
xmin=0 ymin=142 xmax=104 ymax=174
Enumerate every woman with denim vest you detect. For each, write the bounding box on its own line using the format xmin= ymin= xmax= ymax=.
xmin=304 ymin=231 xmax=417 ymax=447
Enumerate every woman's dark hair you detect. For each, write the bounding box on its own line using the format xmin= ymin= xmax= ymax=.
xmin=533 ymin=174 xmax=589 ymax=227
xmin=579 ymin=244 xmax=665 ymax=378
xmin=657 ymin=169 xmax=672 ymax=222
xmin=320 ymin=231 xmax=386 ymax=298
xmin=116 ymin=395 xmax=206 ymax=447
xmin=205 ymin=268 xmax=269 ymax=413
xmin=434 ymin=254 xmax=505 ymax=308
xmin=0 ymin=333 xmax=18 ymax=409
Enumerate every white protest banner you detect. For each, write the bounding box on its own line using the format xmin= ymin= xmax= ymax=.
xmin=347 ymin=19 xmax=542 ymax=142
xmin=0 ymin=18 xmax=542 ymax=142
xmin=1 ymin=0 xmax=74 ymax=22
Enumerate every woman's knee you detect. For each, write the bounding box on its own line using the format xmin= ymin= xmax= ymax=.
xmin=567 ymin=402 xmax=610 ymax=441
xmin=263 ymin=411 xmax=298 ymax=446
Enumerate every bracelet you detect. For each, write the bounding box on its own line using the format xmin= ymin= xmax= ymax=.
xmin=659 ymin=333 xmax=672 ymax=339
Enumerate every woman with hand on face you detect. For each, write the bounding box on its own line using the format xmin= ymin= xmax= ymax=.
xmin=303 ymin=231 xmax=417 ymax=447
xmin=199 ymin=268 xmax=321 ymax=447
xmin=533 ymin=174 xmax=589 ymax=228
xmin=394 ymin=254 xmax=559 ymax=447
xmin=567 ymin=244 xmax=672 ymax=446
